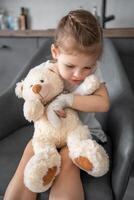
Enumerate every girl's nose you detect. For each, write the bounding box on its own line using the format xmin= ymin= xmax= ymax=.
xmin=73 ymin=70 xmax=82 ymax=79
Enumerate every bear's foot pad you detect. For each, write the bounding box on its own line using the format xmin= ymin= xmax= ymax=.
xmin=43 ymin=166 xmax=57 ymax=185
xmin=74 ymin=156 xmax=93 ymax=171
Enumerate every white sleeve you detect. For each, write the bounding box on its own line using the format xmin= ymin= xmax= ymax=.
xmin=94 ymin=61 xmax=105 ymax=83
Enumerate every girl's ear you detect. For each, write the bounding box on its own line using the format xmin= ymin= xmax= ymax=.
xmin=51 ymin=44 xmax=60 ymax=60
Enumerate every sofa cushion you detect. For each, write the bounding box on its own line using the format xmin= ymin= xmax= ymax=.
xmin=0 ymin=125 xmax=33 ymax=195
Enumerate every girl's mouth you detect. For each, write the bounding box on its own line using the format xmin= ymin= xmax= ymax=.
xmin=70 ymin=79 xmax=82 ymax=85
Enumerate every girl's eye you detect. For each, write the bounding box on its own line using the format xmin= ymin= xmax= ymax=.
xmin=84 ymin=67 xmax=91 ymax=70
xmin=30 ymin=85 xmax=33 ymax=87
xmin=40 ymin=80 xmax=44 ymax=83
xmin=65 ymin=65 xmax=74 ymax=69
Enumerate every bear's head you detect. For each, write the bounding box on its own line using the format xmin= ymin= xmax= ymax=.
xmin=15 ymin=63 xmax=64 ymax=105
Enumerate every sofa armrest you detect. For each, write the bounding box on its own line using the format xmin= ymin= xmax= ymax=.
xmin=0 ymin=89 xmax=28 ymax=140
xmin=107 ymin=97 xmax=134 ymax=200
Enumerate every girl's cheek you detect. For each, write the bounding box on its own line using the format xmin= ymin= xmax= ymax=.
xmin=81 ymin=70 xmax=92 ymax=80
xmin=87 ymin=69 xmax=93 ymax=75
xmin=83 ymin=70 xmax=91 ymax=77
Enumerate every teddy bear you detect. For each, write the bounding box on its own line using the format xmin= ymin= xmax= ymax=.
xmin=15 ymin=61 xmax=109 ymax=193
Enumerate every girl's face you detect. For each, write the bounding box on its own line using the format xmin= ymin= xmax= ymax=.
xmin=51 ymin=44 xmax=99 ymax=85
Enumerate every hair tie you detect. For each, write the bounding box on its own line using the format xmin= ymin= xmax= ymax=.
xmin=68 ymin=14 xmax=72 ymax=20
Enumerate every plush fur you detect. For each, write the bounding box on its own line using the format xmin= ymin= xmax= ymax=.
xmin=15 ymin=61 xmax=109 ymax=193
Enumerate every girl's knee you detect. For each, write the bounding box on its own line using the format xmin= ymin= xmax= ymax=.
xmin=60 ymin=146 xmax=78 ymax=171
xmin=16 ymin=140 xmax=34 ymax=172
xmin=60 ymin=146 xmax=71 ymax=164
xmin=23 ymin=140 xmax=34 ymax=155
xmin=21 ymin=140 xmax=34 ymax=162
xmin=50 ymin=195 xmax=78 ymax=200
xmin=49 ymin=197 xmax=77 ymax=200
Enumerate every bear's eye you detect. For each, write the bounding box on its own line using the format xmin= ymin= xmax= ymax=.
xmin=30 ymin=85 xmax=33 ymax=87
xmin=40 ymin=80 xmax=44 ymax=83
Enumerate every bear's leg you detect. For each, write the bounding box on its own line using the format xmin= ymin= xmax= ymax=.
xmin=67 ymin=125 xmax=109 ymax=177
xmin=24 ymin=146 xmax=61 ymax=193
xmin=67 ymin=125 xmax=93 ymax=171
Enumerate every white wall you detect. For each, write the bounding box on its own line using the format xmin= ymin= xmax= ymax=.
xmin=0 ymin=0 xmax=134 ymax=29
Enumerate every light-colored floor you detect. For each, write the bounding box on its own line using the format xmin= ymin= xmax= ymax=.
xmin=123 ymin=177 xmax=134 ymax=200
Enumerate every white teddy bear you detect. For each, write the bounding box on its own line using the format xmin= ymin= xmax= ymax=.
xmin=15 ymin=61 xmax=109 ymax=193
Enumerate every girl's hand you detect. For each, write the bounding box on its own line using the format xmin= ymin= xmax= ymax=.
xmin=47 ymin=93 xmax=74 ymax=116
xmin=55 ymin=110 xmax=66 ymax=118
xmin=47 ymin=93 xmax=74 ymax=128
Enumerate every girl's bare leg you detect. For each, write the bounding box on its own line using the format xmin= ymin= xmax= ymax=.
xmin=49 ymin=146 xmax=84 ymax=200
xmin=4 ymin=140 xmax=37 ymax=200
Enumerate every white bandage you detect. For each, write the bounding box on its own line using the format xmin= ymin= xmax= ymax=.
xmin=47 ymin=93 xmax=74 ymax=128
xmin=73 ymin=75 xmax=100 ymax=95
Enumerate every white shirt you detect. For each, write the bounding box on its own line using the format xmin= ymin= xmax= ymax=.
xmin=64 ymin=62 xmax=107 ymax=143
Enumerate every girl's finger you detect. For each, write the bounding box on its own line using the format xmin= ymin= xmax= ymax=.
xmin=55 ymin=110 xmax=66 ymax=118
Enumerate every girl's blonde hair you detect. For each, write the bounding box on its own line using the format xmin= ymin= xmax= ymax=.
xmin=54 ymin=9 xmax=102 ymax=56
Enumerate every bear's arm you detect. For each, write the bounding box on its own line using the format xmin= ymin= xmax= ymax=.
xmin=72 ymin=74 xmax=100 ymax=95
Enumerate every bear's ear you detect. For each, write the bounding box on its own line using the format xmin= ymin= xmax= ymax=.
xmin=15 ymin=81 xmax=23 ymax=98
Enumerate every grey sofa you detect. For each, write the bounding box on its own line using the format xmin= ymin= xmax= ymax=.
xmin=0 ymin=38 xmax=134 ymax=200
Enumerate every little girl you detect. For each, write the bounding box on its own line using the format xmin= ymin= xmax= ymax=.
xmin=4 ymin=9 xmax=110 ymax=200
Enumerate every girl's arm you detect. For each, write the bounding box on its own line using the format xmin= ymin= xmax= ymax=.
xmin=72 ymin=83 xmax=110 ymax=113
xmin=47 ymin=83 xmax=110 ymax=128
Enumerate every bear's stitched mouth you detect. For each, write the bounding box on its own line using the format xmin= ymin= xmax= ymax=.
xmin=38 ymin=93 xmax=48 ymax=105
xmin=38 ymin=91 xmax=64 ymax=107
